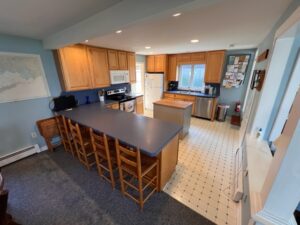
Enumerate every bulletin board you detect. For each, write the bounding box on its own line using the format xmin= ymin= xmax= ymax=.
xmin=222 ymin=54 xmax=250 ymax=88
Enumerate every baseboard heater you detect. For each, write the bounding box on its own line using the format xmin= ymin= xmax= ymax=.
xmin=0 ymin=144 xmax=40 ymax=167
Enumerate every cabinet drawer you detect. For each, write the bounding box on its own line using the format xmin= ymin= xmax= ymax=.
xmin=106 ymin=103 xmax=119 ymax=110
xmin=136 ymin=96 xmax=143 ymax=103
xmin=164 ymin=93 xmax=175 ymax=98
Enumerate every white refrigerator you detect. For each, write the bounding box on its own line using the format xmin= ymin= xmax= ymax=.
xmin=144 ymin=73 xmax=164 ymax=110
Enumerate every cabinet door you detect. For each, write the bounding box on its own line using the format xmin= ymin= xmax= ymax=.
xmin=108 ymin=50 xmax=119 ymax=70
xmin=168 ymin=55 xmax=177 ymax=81
xmin=154 ymin=55 xmax=166 ymax=72
xmin=205 ymin=50 xmax=225 ymax=83
xmin=118 ymin=51 xmax=128 ymax=70
xmin=191 ymin=52 xmax=206 ymax=64
xmin=87 ymin=47 xmax=110 ymax=88
xmin=57 ymin=45 xmax=91 ymax=91
xmin=127 ymin=52 xmax=136 ymax=83
xmin=177 ymin=53 xmax=191 ymax=64
xmin=146 ymin=55 xmax=155 ymax=72
xmin=136 ymin=96 xmax=144 ymax=114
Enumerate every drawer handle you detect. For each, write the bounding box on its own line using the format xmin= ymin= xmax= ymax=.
xmin=243 ymin=194 xmax=248 ymax=203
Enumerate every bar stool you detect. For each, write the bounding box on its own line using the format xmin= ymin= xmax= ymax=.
xmin=68 ymin=119 xmax=95 ymax=170
xmin=115 ymin=139 xmax=159 ymax=210
xmin=90 ymin=128 xmax=117 ymax=188
xmin=55 ymin=115 xmax=76 ymax=157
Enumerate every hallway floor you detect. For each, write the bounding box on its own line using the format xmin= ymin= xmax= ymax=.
xmin=145 ymin=110 xmax=240 ymax=225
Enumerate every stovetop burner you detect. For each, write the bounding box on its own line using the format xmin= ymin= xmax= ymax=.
xmin=105 ymin=88 xmax=136 ymax=103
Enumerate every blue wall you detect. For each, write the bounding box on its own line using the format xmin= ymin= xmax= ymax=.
xmin=219 ymin=49 xmax=257 ymax=116
xmin=0 ymin=34 xmax=61 ymax=156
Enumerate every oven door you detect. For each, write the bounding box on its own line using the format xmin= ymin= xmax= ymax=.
xmin=120 ymin=99 xmax=136 ymax=112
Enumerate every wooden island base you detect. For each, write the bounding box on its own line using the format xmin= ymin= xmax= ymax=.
xmin=158 ymin=134 xmax=179 ymax=191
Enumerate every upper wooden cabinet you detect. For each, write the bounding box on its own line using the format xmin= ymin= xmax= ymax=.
xmin=118 ymin=51 xmax=128 ymax=70
xmin=191 ymin=52 xmax=206 ymax=64
xmin=108 ymin=50 xmax=128 ymax=70
xmin=127 ymin=52 xmax=136 ymax=83
xmin=87 ymin=47 xmax=110 ymax=88
xmin=56 ymin=45 xmax=91 ymax=91
xmin=168 ymin=55 xmax=177 ymax=81
xmin=205 ymin=50 xmax=225 ymax=84
xmin=108 ymin=50 xmax=119 ymax=70
xmin=146 ymin=56 xmax=155 ymax=72
xmin=177 ymin=53 xmax=191 ymax=64
xmin=146 ymin=55 xmax=167 ymax=72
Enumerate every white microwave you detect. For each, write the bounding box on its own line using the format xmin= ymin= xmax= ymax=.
xmin=110 ymin=70 xmax=130 ymax=84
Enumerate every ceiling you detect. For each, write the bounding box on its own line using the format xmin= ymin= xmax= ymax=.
xmin=87 ymin=0 xmax=292 ymax=54
xmin=0 ymin=0 xmax=293 ymax=53
xmin=0 ymin=0 xmax=122 ymax=39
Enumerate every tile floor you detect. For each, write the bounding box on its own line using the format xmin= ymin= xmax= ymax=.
xmin=144 ymin=110 xmax=240 ymax=225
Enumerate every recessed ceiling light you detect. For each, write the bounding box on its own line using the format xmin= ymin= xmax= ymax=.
xmin=84 ymin=40 xmax=89 ymax=43
xmin=145 ymin=46 xmax=151 ymax=49
xmin=173 ymin=13 xmax=181 ymax=17
xmin=190 ymin=39 xmax=199 ymax=43
xmin=116 ymin=30 xmax=122 ymax=34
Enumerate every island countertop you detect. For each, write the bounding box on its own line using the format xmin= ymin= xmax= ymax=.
xmin=58 ymin=103 xmax=182 ymax=157
xmin=154 ymin=99 xmax=193 ymax=109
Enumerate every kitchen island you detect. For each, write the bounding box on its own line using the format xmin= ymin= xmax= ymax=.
xmin=58 ymin=103 xmax=182 ymax=190
xmin=154 ymin=99 xmax=192 ymax=139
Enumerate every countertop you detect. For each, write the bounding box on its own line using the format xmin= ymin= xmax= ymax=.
xmin=58 ymin=103 xmax=182 ymax=157
xmin=154 ymin=99 xmax=193 ymax=109
xmin=165 ymin=90 xmax=218 ymax=98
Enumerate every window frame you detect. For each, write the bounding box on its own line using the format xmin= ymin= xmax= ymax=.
xmin=178 ymin=63 xmax=205 ymax=91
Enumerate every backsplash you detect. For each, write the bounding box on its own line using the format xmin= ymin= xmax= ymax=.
xmin=61 ymin=83 xmax=131 ymax=105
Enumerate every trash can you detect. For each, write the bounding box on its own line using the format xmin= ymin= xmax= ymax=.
xmin=217 ymin=105 xmax=230 ymax=121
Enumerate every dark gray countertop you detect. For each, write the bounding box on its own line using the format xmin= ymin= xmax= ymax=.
xmin=165 ymin=90 xmax=218 ymax=98
xmin=58 ymin=103 xmax=182 ymax=157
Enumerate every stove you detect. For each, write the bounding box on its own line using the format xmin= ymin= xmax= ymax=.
xmin=106 ymin=88 xmax=136 ymax=112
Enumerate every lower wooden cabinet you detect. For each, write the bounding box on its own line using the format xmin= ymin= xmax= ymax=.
xmin=106 ymin=103 xmax=119 ymax=110
xmin=136 ymin=96 xmax=144 ymax=114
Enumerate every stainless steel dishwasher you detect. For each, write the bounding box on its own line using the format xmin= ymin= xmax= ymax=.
xmin=194 ymin=97 xmax=213 ymax=119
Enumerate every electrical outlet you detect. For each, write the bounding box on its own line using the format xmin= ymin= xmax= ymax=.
xmin=31 ymin=132 xmax=37 ymax=138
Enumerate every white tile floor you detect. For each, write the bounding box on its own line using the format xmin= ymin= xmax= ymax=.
xmin=144 ymin=110 xmax=240 ymax=225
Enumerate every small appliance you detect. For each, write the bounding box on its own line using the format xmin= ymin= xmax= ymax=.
xmin=110 ymin=70 xmax=130 ymax=84
xmin=167 ymin=81 xmax=178 ymax=91
xmin=51 ymin=95 xmax=77 ymax=112
xmin=106 ymin=88 xmax=136 ymax=113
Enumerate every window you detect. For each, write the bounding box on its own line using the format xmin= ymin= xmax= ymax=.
xmin=178 ymin=64 xmax=205 ymax=91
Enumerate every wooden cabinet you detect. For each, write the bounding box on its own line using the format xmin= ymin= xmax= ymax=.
xmin=163 ymin=93 xmax=196 ymax=114
xmin=191 ymin=52 xmax=206 ymax=64
xmin=127 ymin=52 xmax=136 ymax=83
xmin=176 ymin=53 xmax=191 ymax=64
xmin=146 ymin=55 xmax=167 ymax=72
xmin=205 ymin=50 xmax=225 ymax=84
xmin=107 ymin=50 xmax=119 ymax=70
xmin=168 ymin=55 xmax=177 ymax=81
xmin=118 ymin=51 xmax=128 ymax=70
xmin=146 ymin=56 xmax=155 ymax=72
xmin=87 ymin=47 xmax=110 ymax=88
xmin=56 ymin=45 xmax=91 ymax=91
xmin=106 ymin=103 xmax=119 ymax=110
xmin=136 ymin=96 xmax=144 ymax=114
xmin=155 ymin=55 xmax=167 ymax=72
xmin=108 ymin=50 xmax=128 ymax=70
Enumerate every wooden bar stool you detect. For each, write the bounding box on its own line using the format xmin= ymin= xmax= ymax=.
xmin=68 ymin=119 xmax=95 ymax=170
xmin=90 ymin=128 xmax=117 ymax=189
xmin=55 ymin=115 xmax=76 ymax=157
xmin=115 ymin=139 xmax=159 ymax=210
